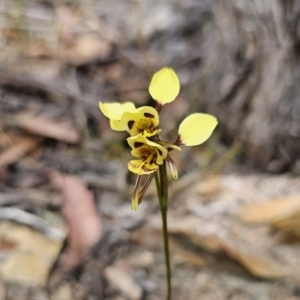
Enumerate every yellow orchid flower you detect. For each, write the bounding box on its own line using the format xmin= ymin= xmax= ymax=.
xmin=99 ymin=67 xmax=220 ymax=296
xmin=99 ymin=67 xmax=218 ymax=299
xmin=127 ymin=134 xmax=167 ymax=175
xmin=99 ymin=67 xmax=218 ymax=211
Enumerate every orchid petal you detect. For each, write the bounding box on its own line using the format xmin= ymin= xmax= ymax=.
xmin=99 ymin=102 xmax=135 ymax=120
xmin=128 ymin=159 xmax=158 ymax=175
xmin=178 ymin=113 xmax=218 ymax=146
xmin=109 ymin=119 xmax=125 ymax=131
xmin=149 ymin=67 xmax=180 ymax=105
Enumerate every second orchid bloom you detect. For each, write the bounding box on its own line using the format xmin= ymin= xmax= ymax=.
xmin=99 ymin=67 xmax=218 ymax=210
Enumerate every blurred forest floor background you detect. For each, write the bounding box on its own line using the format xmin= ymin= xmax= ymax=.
xmin=0 ymin=0 xmax=300 ymax=299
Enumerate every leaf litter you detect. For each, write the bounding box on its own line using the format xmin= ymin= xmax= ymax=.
xmin=0 ymin=1 xmax=300 ymax=299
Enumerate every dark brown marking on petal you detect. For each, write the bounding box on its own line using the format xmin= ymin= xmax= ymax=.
xmin=142 ymin=164 xmax=149 ymax=172
xmin=144 ymin=113 xmax=155 ymax=118
xmin=134 ymin=142 xmax=143 ymax=148
xmin=157 ymin=148 xmax=163 ymax=156
xmin=141 ymin=149 xmax=151 ymax=157
xmin=142 ymin=163 xmax=157 ymax=172
xmin=128 ymin=120 xmax=134 ymax=130
xmin=128 ymin=162 xmax=139 ymax=169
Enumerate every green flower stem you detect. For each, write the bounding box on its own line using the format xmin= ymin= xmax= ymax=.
xmin=155 ymin=162 xmax=171 ymax=300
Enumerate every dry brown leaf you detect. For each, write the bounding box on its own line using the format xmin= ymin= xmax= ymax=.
xmin=193 ymin=176 xmax=223 ymax=198
xmin=0 ymin=130 xmax=18 ymax=148
xmin=14 ymin=113 xmax=79 ymax=144
xmin=55 ymin=5 xmax=111 ymax=65
xmin=104 ymin=265 xmax=142 ymax=300
xmin=150 ymin=215 xmax=289 ymax=279
xmin=0 ymin=136 xmax=41 ymax=167
xmin=170 ymin=238 xmax=207 ymax=267
xmin=53 ymin=174 xmax=102 ymax=267
xmin=127 ymin=251 xmax=155 ymax=269
xmin=149 ymin=215 xmax=223 ymax=252
xmin=272 ymin=211 xmax=300 ymax=243
xmin=0 ymin=281 xmax=5 ymax=300
xmin=59 ymin=34 xmax=111 ymax=66
xmin=222 ymin=244 xmax=287 ymax=279
xmin=25 ymin=40 xmax=53 ymax=59
xmin=238 ymin=195 xmax=300 ymax=224
xmin=273 ymin=212 xmax=300 ymax=232
xmin=50 ymin=283 xmax=73 ymax=300
xmin=0 ymin=221 xmax=63 ymax=286
xmin=55 ymin=4 xmax=81 ymax=41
